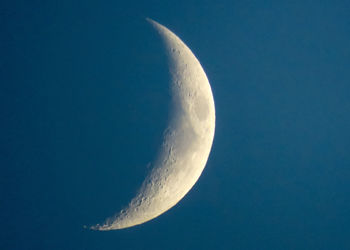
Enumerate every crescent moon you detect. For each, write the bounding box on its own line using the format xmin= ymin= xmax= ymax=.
xmin=91 ymin=18 xmax=215 ymax=230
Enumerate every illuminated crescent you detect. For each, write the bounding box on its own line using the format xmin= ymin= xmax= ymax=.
xmin=91 ymin=18 xmax=215 ymax=230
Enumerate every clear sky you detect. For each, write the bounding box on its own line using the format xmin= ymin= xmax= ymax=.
xmin=1 ymin=0 xmax=350 ymax=249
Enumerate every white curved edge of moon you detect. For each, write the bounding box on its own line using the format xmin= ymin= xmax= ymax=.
xmin=90 ymin=18 xmax=216 ymax=231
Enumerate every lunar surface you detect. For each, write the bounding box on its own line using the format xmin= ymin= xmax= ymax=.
xmin=91 ymin=18 xmax=215 ymax=230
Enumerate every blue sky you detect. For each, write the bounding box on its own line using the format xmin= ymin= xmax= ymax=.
xmin=1 ymin=0 xmax=350 ymax=249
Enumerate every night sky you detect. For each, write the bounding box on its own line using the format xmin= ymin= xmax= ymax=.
xmin=1 ymin=0 xmax=350 ymax=249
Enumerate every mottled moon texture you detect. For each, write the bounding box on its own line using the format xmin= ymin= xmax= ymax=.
xmin=91 ymin=18 xmax=215 ymax=230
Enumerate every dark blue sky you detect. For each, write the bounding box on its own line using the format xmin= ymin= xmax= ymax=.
xmin=1 ymin=0 xmax=350 ymax=249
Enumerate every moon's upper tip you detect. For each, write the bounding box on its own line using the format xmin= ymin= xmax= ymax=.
xmin=145 ymin=17 xmax=153 ymax=23
xmin=145 ymin=17 xmax=157 ymax=25
xmin=145 ymin=18 xmax=162 ymax=28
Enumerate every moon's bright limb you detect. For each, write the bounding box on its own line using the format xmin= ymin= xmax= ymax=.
xmin=91 ymin=18 xmax=215 ymax=230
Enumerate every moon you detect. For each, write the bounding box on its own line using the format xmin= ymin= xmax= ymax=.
xmin=91 ymin=18 xmax=215 ymax=230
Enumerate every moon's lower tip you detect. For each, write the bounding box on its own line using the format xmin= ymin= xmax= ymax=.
xmin=84 ymin=224 xmax=101 ymax=231
xmin=87 ymin=224 xmax=117 ymax=231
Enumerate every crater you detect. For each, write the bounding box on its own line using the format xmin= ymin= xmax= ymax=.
xmin=193 ymin=95 xmax=209 ymax=121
